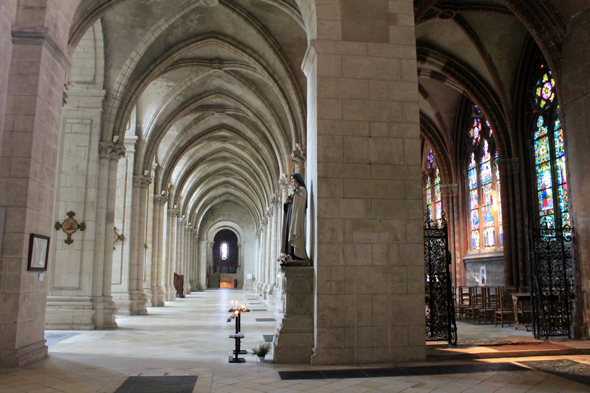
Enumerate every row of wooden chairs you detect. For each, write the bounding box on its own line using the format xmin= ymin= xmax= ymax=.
xmin=454 ymin=286 xmax=530 ymax=327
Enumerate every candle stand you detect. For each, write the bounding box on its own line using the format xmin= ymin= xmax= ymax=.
xmin=227 ymin=302 xmax=250 ymax=363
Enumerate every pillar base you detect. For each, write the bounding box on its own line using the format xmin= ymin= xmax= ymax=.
xmin=0 ymin=340 xmax=47 ymax=368
xmin=92 ymin=296 xmax=118 ymax=329
xmin=129 ymin=290 xmax=148 ymax=315
xmin=273 ymin=266 xmax=313 ymax=364
xmin=45 ymin=296 xmax=96 ymax=330
xmin=166 ymin=288 xmax=177 ymax=301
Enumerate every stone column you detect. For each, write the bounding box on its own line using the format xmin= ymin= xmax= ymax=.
xmin=270 ymin=196 xmax=280 ymax=286
xmin=258 ymin=218 xmax=268 ymax=295
xmin=306 ymin=0 xmax=424 ymax=365
xmin=91 ymin=142 xmax=123 ymax=328
xmin=166 ymin=208 xmax=179 ymax=300
xmin=183 ymin=222 xmax=191 ymax=294
xmin=129 ymin=175 xmax=151 ymax=315
xmin=441 ymin=184 xmax=459 ymax=288
xmin=254 ymin=227 xmax=262 ymax=291
xmin=152 ymin=195 xmax=167 ymax=306
xmin=0 ymin=11 xmax=72 ymax=367
xmin=264 ymin=211 xmax=273 ymax=297
xmin=273 ymin=266 xmax=314 ymax=363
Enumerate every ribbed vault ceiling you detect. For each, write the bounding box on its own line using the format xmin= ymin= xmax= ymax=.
xmin=72 ymin=0 xmax=308 ymax=236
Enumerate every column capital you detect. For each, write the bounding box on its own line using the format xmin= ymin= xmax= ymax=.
xmin=154 ymin=195 xmax=168 ymax=205
xmin=497 ymin=157 xmax=520 ymax=174
xmin=278 ymin=176 xmax=289 ymax=191
xmin=440 ymin=184 xmax=458 ymax=197
xmin=167 ymin=208 xmax=180 ymax=217
xmin=271 ymin=194 xmax=280 ymax=207
xmin=99 ymin=141 xmax=126 ymax=161
xmin=291 ymin=146 xmax=306 ymax=169
xmin=133 ymin=175 xmax=152 ymax=189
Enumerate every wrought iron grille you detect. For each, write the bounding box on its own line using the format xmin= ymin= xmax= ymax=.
xmin=530 ymin=218 xmax=575 ymax=339
xmin=424 ymin=209 xmax=457 ymax=345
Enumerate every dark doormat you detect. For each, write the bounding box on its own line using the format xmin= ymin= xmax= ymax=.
xmin=114 ymin=376 xmax=198 ymax=393
xmin=263 ymin=335 xmax=274 ymax=342
xmin=279 ymin=362 xmax=525 ymax=380
xmin=521 ymin=359 xmax=590 ymax=386
xmin=256 ymin=318 xmax=276 ymax=322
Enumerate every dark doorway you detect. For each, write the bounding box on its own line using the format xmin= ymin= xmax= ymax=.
xmin=212 ymin=230 xmax=239 ymax=288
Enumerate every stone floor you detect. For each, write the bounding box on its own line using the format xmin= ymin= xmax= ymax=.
xmin=1 ymin=290 xmax=590 ymax=392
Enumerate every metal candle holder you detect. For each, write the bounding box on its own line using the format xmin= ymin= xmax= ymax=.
xmin=227 ymin=301 xmax=250 ymax=363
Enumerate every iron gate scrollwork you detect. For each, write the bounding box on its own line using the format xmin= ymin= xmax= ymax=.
xmin=424 ymin=209 xmax=457 ymax=345
xmin=530 ymin=217 xmax=575 ymax=339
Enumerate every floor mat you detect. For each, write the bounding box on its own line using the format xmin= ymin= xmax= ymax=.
xmin=114 ymin=376 xmax=198 ymax=393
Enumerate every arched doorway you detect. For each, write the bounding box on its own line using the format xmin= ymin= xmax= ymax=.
xmin=212 ymin=230 xmax=239 ymax=288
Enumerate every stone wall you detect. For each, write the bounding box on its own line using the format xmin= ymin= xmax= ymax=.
xmin=200 ymin=201 xmax=256 ymax=290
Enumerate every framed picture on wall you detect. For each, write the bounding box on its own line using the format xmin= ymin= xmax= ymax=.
xmin=27 ymin=234 xmax=50 ymax=271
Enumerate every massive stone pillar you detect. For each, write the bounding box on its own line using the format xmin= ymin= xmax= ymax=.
xmin=303 ymin=0 xmax=424 ymax=365
xmin=253 ymin=227 xmax=262 ymax=291
xmin=128 ymin=175 xmax=150 ymax=315
xmin=152 ymin=195 xmax=167 ymax=306
xmin=270 ymin=196 xmax=280 ymax=288
xmin=166 ymin=208 xmax=179 ymax=300
xmin=263 ymin=211 xmax=273 ymax=297
xmin=561 ymin=7 xmax=590 ymax=337
xmin=258 ymin=218 xmax=268 ymax=295
xmin=0 ymin=1 xmax=73 ymax=367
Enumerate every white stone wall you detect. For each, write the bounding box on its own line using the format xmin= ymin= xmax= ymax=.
xmin=200 ymin=201 xmax=256 ymax=290
xmin=45 ymin=20 xmax=109 ymax=330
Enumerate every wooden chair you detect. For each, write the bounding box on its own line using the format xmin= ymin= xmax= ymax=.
xmin=464 ymin=287 xmax=484 ymax=321
xmin=495 ymin=288 xmax=514 ymax=327
xmin=458 ymin=286 xmax=471 ymax=320
xmin=478 ymin=286 xmax=499 ymax=324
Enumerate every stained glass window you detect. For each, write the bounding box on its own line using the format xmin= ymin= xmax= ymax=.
xmin=221 ymin=242 xmax=228 ymax=260
xmin=532 ymin=67 xmax=569 ymax=230
xmin=424 ymin=147 xmax=443 ymax=223
xmin=466 ymin=106 xmax=503 ymax=251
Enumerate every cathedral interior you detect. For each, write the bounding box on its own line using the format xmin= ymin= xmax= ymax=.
xmin=3 ymin=0 xmax=590 ymax=391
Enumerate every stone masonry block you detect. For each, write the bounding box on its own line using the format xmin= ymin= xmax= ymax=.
xmin=344 ymin=179 xmax=404 ymax=199
xmin=343 ymin=100 xmax=402 ymax=122
xmin=342 ymin=55 xmax=400 ymax=80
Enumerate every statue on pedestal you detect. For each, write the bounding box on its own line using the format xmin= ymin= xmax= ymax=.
xmin=279 ymin=173 xmax=310 ymax=264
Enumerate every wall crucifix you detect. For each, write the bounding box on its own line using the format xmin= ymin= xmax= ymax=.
xmin=54 ymin=211 xmax=86 ymax=244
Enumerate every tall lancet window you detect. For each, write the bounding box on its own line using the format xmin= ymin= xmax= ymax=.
xmin=466 ymin=106 xmax=503 ymax=251
xmin=424 ymin=148 xmax=442 ymax=222
xmin=221 ymin=242 xmax=228 ymax=261
xmin=531 ymin=67 xmax=569 ymax=231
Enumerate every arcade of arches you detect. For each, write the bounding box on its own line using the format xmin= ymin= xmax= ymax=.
xmin=2 ymin=0 xmax=590 ymax=369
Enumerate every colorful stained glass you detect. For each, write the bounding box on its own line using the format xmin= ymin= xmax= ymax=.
xmin=470 ymin=189 xmax=478 ymax=210
xmin=535 ymin=137 xmax=550 ymax=164
xmin=538 ymin=188 xmax=554 ymax=212
xmin=468 ymin=168 xmax=477 ymax=190
xmin=556 ymin=156 xmax=567 ymax=185
xmin=536 ymin=162 xmax=552 ymax=190
xmin=558 ymin=184 xmax=569 ymax=212
xmin=481 ymin=183 xmax=493 ymax=206
xmin=484 ymin=227 xmax=495 ymax=247
xmin=426 ymin=177 xmax=432 ymax=212
xmin=554 ymin=127 xmax=565 ymax=157
xmin=535 ymin=71 xmax=555 ymax=109
xmin=480 ymin=161 xmax=492 ymax=184
xmin=483 ymin=205 xmax=494 ymax=227
xmin=471 ymin=209 xmax=479 ymax=230
xmin=470 ymin=118 xmax=481 ymax=147
xmin=534 ymin=116 xmax=548 ymax=139
xmin=485 ymin=120 xmax=494 ymax=137
xmin=427 ymin=149 xmax=434 ymax=169
xmin=472 ymin=230 xmax=480 ymax=250
xmin=481 ymin=141 xmax=491 ymax=163
xmin=435 ymin=202 xmax=442 ymax=221
xmin=469 ymin=153 xmax=476 ymax=170
xmin=562 ymin=212 xmax=571 ymax=228
xmin=499 ymin=225 xmax=503 ymax=246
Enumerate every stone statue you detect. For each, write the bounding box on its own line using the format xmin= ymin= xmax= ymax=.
xmin=280 ymin=173 xmax=310 ymax=262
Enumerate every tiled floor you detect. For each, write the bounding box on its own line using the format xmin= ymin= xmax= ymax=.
xmin=2 ymin=290 xmax=590 ymax=392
